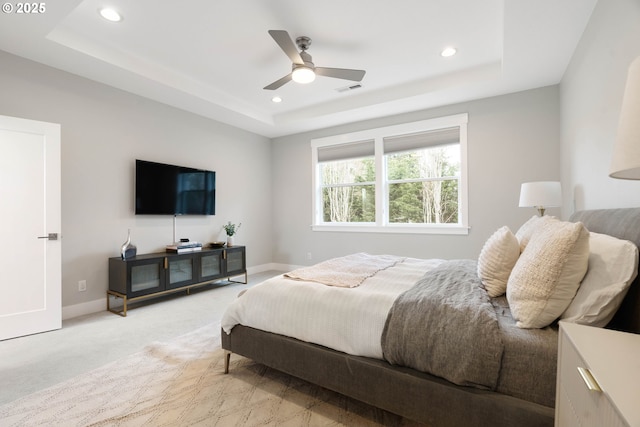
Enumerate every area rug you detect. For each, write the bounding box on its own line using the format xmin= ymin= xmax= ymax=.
xmin=0 ymin=323 xmax=423 ymax=426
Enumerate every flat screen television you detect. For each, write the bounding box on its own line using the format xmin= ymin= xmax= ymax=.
xmin=135 ymin=159 xmax=216 ymax=215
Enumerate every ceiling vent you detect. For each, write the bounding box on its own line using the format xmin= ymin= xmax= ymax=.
xmin=336 ymin=84 xmax=363 ymax=93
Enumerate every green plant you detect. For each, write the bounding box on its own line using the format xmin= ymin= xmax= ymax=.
xmin=223 ymin=221 xmax=241 ymax=236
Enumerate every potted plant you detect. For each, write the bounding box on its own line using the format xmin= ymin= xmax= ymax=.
xmin=223 ymin=221 xmax=241 ymax=246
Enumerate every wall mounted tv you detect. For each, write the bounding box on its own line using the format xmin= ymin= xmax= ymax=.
xmin=135 ymin=159 xmax=216 ymax=215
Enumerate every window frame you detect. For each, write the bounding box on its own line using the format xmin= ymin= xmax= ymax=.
xmin=311 ymin=113 xmax=469 ymax=234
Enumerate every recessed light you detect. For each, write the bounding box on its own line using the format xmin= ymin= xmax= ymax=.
xmin=99 ymin=7 xmax=122 ymax=22
xmin=271 ymin=96 xmax=282 ymax=103
xmin=441 ymin=47 xmax=457 ymax=57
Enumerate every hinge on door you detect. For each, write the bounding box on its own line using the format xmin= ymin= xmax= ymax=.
xmin=37 ymin=233 xmax=59 ymax=241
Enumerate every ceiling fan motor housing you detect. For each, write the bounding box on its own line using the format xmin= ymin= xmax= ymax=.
xmin=292 ymin=51 xmax=315 ymax=71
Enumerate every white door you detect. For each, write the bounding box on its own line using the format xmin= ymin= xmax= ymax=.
xmin=0 ymin=115 xmax=61 ymax=341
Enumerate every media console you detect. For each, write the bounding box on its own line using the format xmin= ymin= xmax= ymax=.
xmin=107 ymin=246 xmax=246 ymax=316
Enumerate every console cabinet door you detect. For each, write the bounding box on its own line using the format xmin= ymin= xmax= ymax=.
xmin=128 ymin=258 xmax=165 ymax=297
xmin=225 ymin=247 xmax=246 ymax=277
xmin=199 ymin=250 xmax=224 ymax=281
xmin=166 ymin=254 xmax=197 ymax=289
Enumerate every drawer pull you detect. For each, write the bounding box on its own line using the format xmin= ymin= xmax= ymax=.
xmin=577 ymin=367 xmax=602 ymax=392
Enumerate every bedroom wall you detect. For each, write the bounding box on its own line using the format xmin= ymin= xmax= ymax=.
xmin=560 ymin=0 xmax=640 ymax=214
xmin=0 ymin=51 xmax=273 ymax=318
xmin=271 ymin=86 xmax=560 ymax=266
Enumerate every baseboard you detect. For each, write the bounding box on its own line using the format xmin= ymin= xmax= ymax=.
xmin=62 ymin=263 xmax=299 ymax=320
xmin=254 ymin=262 xmax=302 ymax=273
xmin=62 ymin=298 xmax=106 ymax=320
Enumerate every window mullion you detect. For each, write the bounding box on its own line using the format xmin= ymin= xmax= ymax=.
xmin=458 ymin=122 xmax=468 ymax=228
xmin=311 ymin=146 xmax=321 ymax=224
xmin=374 ymin=136 xmax=386 ymax=226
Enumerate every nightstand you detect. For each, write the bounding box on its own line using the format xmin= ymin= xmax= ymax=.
xmin=556 ymin=322 xmax=640 ymax=426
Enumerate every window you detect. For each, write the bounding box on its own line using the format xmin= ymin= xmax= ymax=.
xmin=311 ymin=114 xmax=468 ymax=234
xmin=318 ymin=140 xmax=375 ymax=223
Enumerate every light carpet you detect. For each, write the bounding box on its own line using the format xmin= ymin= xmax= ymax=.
xmin=0 ymin=323 xmax=422 ymax=426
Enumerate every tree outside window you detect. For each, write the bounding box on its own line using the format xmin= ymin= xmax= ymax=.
xmin=386 ymin=144 xmax=459 ymax=224
xmin=320 ymin=157 xmax=375 ymax=222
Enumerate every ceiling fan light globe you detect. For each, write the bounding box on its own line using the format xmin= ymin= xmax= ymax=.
xmin=292 ymin=67 xmax=316 ymax=84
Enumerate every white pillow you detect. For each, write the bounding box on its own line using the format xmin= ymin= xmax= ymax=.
xmin=507 ymin=219 xmax=590 ymax=328
xmin=515 ymin=215 xmax=556 ymax=253
xmin=477 ymin=226 xmax=520 ymax=297
xmin=561 ymin=232 xmax=638 ymax=326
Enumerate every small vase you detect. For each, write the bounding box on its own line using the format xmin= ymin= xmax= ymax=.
xmin=226 ymin=235 xmax=234 ymax=247
xmin=121 ymin=229 xmax=137 ymax=259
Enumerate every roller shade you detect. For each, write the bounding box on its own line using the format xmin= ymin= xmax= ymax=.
xmin=383 ymin=127 xmax=459 ymax=155
xmin=317 ymin=139 xmax=375 ymax=163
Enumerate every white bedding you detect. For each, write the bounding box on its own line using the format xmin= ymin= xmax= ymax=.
xmin=221 ymin=257 xmax=445 ymax=359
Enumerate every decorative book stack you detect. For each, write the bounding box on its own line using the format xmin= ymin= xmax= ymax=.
xmin=165 ymin=241 xmax=203 ymax=253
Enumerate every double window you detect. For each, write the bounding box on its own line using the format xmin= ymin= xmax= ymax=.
xmin=311 ymin=114 xmax=468 ymax=234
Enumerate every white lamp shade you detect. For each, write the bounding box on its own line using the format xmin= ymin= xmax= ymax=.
xmin=519 ymin=181 xmax=562 ymax=208
xmin=610 ymin=56 xmax=640 ymax=179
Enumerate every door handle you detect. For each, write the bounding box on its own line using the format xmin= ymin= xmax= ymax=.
xmin=37 ymin=233 xmax=59 ymax=241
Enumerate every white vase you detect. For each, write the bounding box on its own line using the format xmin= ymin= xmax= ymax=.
xmin=226 ymin=236 xmax=234 ymax=247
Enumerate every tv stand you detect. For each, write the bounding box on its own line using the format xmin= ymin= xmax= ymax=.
xmin=107 ymin=246 xmax=246 ymax=316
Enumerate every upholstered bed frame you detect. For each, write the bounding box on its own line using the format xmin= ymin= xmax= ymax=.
xmin=221 ymin=208 xmax=640 ymax=427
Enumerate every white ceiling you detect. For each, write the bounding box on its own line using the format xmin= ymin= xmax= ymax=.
xmin=0 ymin=0 xmax=597 ymax=138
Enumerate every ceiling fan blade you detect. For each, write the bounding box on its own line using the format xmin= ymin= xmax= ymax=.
xmin=264 ymin=73 xmax=293 ymax=90
xmin=268 ymin=30 xmax=304 ymax=65
xmin=315 ymin=67 xmax=366 ymax=82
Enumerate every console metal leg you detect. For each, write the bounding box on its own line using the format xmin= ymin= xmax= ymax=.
xmin=228 ymin=272 xmax=248 ymax=284
xmin=107 ymin=291 xmax=127 ymax=317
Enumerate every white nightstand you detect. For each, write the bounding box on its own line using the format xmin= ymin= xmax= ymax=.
xmin=556 ymin=322 xmax=640 ymax=426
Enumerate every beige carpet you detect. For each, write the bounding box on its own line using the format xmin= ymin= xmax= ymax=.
xmin=0 ymin=323 xmax=423 ymax=426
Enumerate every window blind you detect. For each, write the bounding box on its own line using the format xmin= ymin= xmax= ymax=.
xmin=383 ymin=127 xmax=459 ymax=155
xmin=317 ymin=139 xmax=375 ymax=163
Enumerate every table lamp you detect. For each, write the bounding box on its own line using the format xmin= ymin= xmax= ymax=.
xmin=519 ymin=181 xmax=562 ymax=216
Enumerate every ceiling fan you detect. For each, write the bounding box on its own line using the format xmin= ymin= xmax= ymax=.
xmin=264 ymin=30 xmax=366 ymax=90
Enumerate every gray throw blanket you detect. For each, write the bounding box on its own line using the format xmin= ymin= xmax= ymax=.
xmin=381 ymin=259 xmax=504 ymax=390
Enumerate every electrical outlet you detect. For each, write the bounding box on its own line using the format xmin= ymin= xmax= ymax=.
xmin=78 ymin=280 xmax=87 ymax=292
xmin=307 ymin=252 xmax=312 ymax=260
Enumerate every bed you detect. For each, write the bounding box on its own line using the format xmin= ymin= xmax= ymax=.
xmin=220 ymin=208 xmax=640 ymax=427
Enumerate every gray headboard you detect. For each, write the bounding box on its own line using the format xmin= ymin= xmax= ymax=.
xmin=570 ymin=208 xmax=640 ymax=334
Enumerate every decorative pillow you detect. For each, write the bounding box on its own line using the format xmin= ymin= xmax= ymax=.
xmin=515 ymin=215 xmax=556 ymax=253
xmin=561 ymin=232 xmax=639 ymax=326
xmin=477 ymin=226 xmax=520 ymax=297
xmin=507 ymin=219 xmax=590 ymax=328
